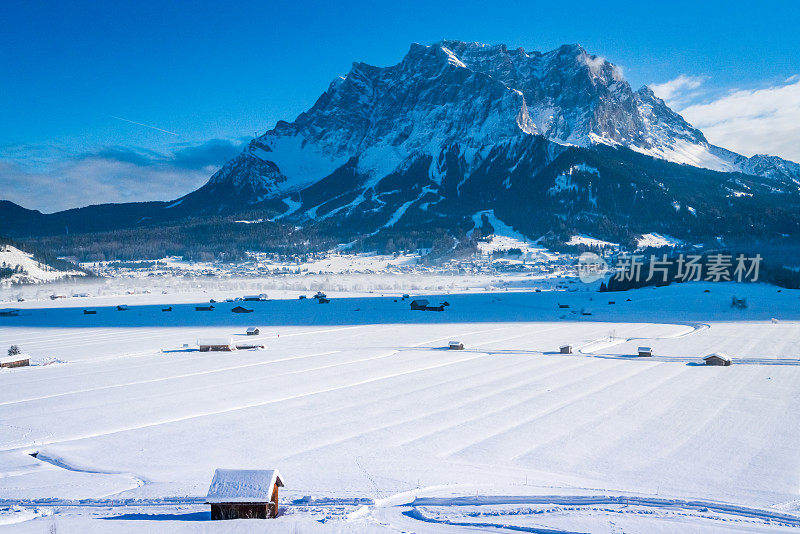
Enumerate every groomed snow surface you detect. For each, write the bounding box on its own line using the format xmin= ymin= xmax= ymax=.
xmin=1 ymin=281 xmax=800 ymax=532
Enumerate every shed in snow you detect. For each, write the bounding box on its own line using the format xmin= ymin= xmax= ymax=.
xmin=703 ymin=353 xmax=732 ymax=366
xmin=410 ymin=299 xmax=429 ymax=310
xmin=560 ymin=345 xmax=572 ymax=354
xmin=198 ymin=338 xmax=236 ymax=352
xmin=206 ymin=469 xmax=284 ymax=519
xmin=246 ymin=327 xmax=260 ymax=336
xmin=1 ymin=354 xmax=30 ymax=368
xmin=231 ymin=306 xmax=253 ymax=314
xmin=448 ymin=341 xmax=464 ymax=350
xmin=243 ymin=294 xmax=268 ymax=302
xmin=638 ymin=346 xmax=653 ymax=357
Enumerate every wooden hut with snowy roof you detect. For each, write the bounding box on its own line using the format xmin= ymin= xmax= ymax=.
xmin=0 ymin=353 xmax=30 ymax=368
xmin=703 ymin=352 xmax=732 ymax=366
xmin=197 ymin=338 xmax=236 ymax=352
xmin=410 ymin=299 xmax=429 ymax=310
xmin=206 ymin=469 xmax=284 ymax=519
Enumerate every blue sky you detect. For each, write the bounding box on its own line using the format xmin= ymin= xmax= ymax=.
xmin=2 ymin=0 xmax=799 ymax=211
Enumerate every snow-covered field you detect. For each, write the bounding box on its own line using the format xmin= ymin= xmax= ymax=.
xmin=1 ymin=280 xmax=800 ymax=533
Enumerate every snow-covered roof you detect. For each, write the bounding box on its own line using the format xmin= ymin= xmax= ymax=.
xmin=704 ymin=352 xmax=731 ymax=361
xmin=197 ymin=338 xmax=234 ymax=347
xmin=0 ymin=353 xmax=30 ymax=364
xmin=638 ymin=346 xmax=652 ymax=351
xmin=206 ymin=469 xmax=284 ymax=503
xmin=246 ymin=327 xmax=259 ymax=333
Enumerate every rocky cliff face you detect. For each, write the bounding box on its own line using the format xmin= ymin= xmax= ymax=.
xmin=178 ymin=40 xmax=798 ymax=239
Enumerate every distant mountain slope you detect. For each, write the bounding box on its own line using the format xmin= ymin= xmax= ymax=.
xmin=2 ymin=40 xmax=800 ymax=249
xmin=0 ymin=240 xmax=86 ymax=285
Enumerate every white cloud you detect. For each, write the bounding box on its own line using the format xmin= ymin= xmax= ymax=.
xmin=0 ymin=139 xmax=246 ymax=212
xmin=0 ymin=158 xmax=212 ymax=213
xmin=650 ymin=74 xmax=707 ymax=103
xmin=679 ymin=78 xmax=800 ymax=162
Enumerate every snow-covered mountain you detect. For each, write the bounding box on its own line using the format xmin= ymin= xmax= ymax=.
xmin=3 ymin=41 xmax=800 ymax=246
xmin=197 ymin=41 xmax=797 ymax=201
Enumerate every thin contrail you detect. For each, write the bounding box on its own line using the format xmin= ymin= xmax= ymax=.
xmin=107 ymin=115 xmax=179 ymax=136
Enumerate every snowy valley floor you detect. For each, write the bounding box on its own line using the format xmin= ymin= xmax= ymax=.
xmin=1 ymin=282 xmax=800 ymax=532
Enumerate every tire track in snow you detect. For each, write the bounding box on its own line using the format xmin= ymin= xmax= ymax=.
xmin=404 ymin=494 xmax=800 ymax=528
xmin=439 ymin=361 xmax=660 ymax=458
xmin=509 ymin=361 xmax=688 ymax=462
xmin=394 ymin=358 xmax=612 ymax=449
xmin=275 ymin=354 xmax=590 ymax=462
xmin=1 ymin=329 xmax=511 ymax=452
xmin=0 ymin=350 xmax=342 ymax=407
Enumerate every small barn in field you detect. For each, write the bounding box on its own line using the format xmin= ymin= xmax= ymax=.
xmin=638 ymin=346 xmax=653 ymax=357
xmin=1 ymin=354 xmax=30 ymax=368
xmin=198 ymin=338 xmax=236 ymax=352
xmin=448 ymin=341 xmax=464 ymax=350
xmin=246 ymin=327 xmax=260 ymax=336
xmin=560 ymin=345 xmax=572 ymax=354
xmin=703 ymin=353 xmax=732 ymax=366
xmin=410 ymin=299 xmax=429 ymax=310
xmin=206 ymin=469 xmax=284 ymax=519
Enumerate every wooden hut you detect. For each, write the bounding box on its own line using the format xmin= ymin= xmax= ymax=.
xmin=243 ymin=294 xmax=268 ymax=302
xmin=410 ymin=299 xmax=429 ymax=310
xmin=197 ymin=338 xmax=236 ymax=352
xmin=703 ymin=353 xmax=732 ymax=366
xmin=1 ymin=354 xmax=30 ymax=368
xmin=638 ymin=346 xmax=653 ymax=357
xmin=206 ymin=469 xmax=284 ymax=520
xmin=246 ymin=327 xmax=260 ymax=336
xmin=448 ymin=341 xmax=464 ymax=350
xmin=559 ymin=345 xmax=572 ymax=354
xmin=231 ymin=306 xmax=253 ymax=314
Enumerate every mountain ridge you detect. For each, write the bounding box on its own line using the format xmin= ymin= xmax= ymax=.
xmin=2 ymin=40 xmax=800 ymax=251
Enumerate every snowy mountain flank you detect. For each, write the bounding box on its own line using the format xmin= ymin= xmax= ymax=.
xmin=3 ymin=41 xmax=800 ymax=245
xmin=0 ymin=244 xmax=85 ymax=286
